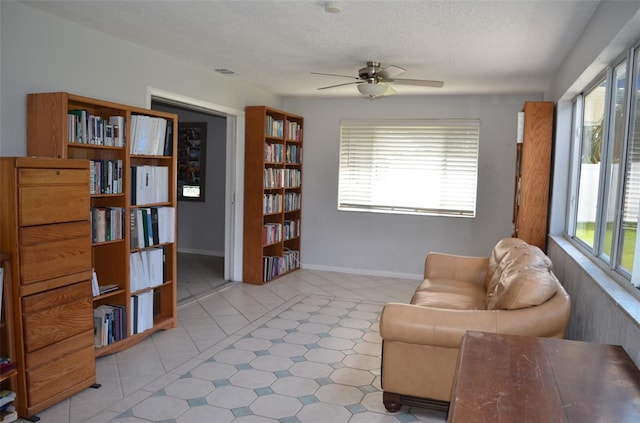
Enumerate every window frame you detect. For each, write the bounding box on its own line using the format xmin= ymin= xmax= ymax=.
xmin=566 ymin=42 xmax=640 ymax=292
xmin=337 ymin=119 xmax=480 ymax=218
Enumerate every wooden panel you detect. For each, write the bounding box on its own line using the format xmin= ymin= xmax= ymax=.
xmin=26 ymin=336 xmax=95 ymax=406
xmin=19 ymin=222 xmax=91 ymax=285
xmin=448 ymin=332 xmax=640 ymax=422
xmin=19 ymin=168 xmax=87 ymax=185
xmin=19 ymin=184 xmax=89 ymax=226
xmin=26 ymin=92 xmax=69 ymax=159
xmin=22 ymin=282 xmax=93 ymax=352
xmin=26 ymin=329 xmax=94 ymax=370
xmin=516 ymin=102 xmax=554 ymax=250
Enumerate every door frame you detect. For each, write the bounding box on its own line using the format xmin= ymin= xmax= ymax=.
xmin=146 ymin=87 xmax=245 ymax=281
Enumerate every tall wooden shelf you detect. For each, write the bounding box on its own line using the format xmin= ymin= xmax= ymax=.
xmin=0 ymin=158 xmax=96 ymax=419
xmin=26 ymin=92 xmax=178 ymax=359
xmin=244 ymin=106 xmax=303 ymax=284
xmin=513 ymin=101 xmax=555 ymax=250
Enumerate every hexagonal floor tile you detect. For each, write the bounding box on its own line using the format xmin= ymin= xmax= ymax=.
xmin=271 ymin=376 xmax=319 ymax=397
xmin=329 ymin=327 xmax=364 ymax=339
xmin=250 ymin=394 xmax=302 ymax=419
xmin=132 ymin=395 xmax=188 ymax=421
xmin=289 ymin=361 xmax=333 ymax=379
xmin=251 ymin=327 xmax=288 ymax=340
xmin=229 ymin=368 xmax=277 ymax=389
xmin=176 ymin=405 xmax=234 ymax=423
xmin=213 ymin=348 xmax=257 ymax=365
xmin=164 ymin=377 xmax=214 ymax=399
xmin=250 ymin=355 xmax=294 ymax=372
xmin=268 ymin=342 xmax=308 ymax=358
xmin=206 ymin=385 xmax=257 ymax=409
xmin=304 ymin=348 xmax=345 ymax=364
xmin=314 ymin=384 xmax=364 ymax=406
xmin=342 ymin=354 xmax=381 ymax=371
xmin=190 ymin=361 xmax=237 ymax=381
xmin=234 ymin=337 xmax=274 ymax=352
xmin=296 ymin=402 xmax=352 ymax=423
xmin=317 ymin=337 xmax=355 ymax=351
xmin=329 ymin=367 xmax=375 ymax=387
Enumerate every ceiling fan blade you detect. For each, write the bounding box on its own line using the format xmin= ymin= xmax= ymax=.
xmin=311 ymin=72 xmax=360 ymax=80
xmin=378 ymin=65 xmax=405 ymax=81
xmin=317 ymin=81 xmax=362 ymax=90
xmin=390 ymin=78 xmax=444 ymax=88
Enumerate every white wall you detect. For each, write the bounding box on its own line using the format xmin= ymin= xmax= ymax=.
xmin=285 ymin=94 xmax=539 ymax=278
xmin=0 ymin=1 xmax=283 ymax=155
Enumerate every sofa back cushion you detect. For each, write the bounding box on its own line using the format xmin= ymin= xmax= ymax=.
xmin=485 ymin=238 xmax=558 ymax=310
xmin=484 ymin=237 xmax=528 ymax=290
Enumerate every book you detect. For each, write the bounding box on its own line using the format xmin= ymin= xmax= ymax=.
xmin=68 ymin=109 xmax=87 ymax=143
xmin=91 ymin=269 xmax=99 ymax=297
xmin=163 ymin=120 xmax=174 ymax=156
xmin=98 ymin=284 xmax=119 ymax=295
xmin=0 ymin=408 xmax=17 ymax=423
xmin=0 ymin=362 xmax=16 ymax=377
xmin=0 ymin=391 xmax=15 ymax=409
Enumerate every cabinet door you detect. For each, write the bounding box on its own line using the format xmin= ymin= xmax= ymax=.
xmin=19 ymin=185 xmax=89 ymax=226
xmin=19 ymin=221 xmax=91 ymax=284
xmin=25 ymin=330 xmax=95 ymax=406
xmin=22 ymin=281 xmax=93 ymax=352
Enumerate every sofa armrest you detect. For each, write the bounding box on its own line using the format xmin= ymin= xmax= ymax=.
xmin=379 ymin=302 xmax=497 ymax=349
xmin=424 ymin=252 xmax=489 ymax=284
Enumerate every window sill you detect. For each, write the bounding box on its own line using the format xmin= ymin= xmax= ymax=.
xmin=549 ymin=235 xmax=640 ymax=330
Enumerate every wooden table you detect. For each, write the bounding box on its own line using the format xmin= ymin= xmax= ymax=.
xmin=448 ymin=331 xmax=640 ymax=422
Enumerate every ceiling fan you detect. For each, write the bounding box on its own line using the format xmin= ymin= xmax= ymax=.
xmin=312 ymin=61 xmax=444 ymax=98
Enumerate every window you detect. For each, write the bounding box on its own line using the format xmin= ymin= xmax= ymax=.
xmin=338 ymin=119 xmax=479 ymax=217
xmin=568 ymin=43 xmax=640 ymax=288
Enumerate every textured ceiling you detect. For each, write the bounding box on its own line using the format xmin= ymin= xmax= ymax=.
xmin=20 ymin=0 xmax=601 ymax=97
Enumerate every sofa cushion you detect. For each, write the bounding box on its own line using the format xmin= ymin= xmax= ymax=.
xmin=484 ymin=237 xmax=529 ymax=290
xmin=486 ymin=243 xmax=558 ymax=310
xmin=412 ymin=278 xmax=487 ymax=310
xmin=412 ymin=290 xmax=487 ymax=310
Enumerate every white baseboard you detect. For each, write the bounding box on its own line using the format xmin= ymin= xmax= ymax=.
xmin=177 ymin=248 xmax=224 ymax=257
xmin=300 ymin=263 xmax=421 ymax=281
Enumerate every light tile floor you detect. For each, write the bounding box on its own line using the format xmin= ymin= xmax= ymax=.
xmin=20 ymin=255 xmax=447 ymax=423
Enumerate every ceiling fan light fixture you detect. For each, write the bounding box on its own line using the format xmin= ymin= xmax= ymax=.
xmin=357 ymin=82 xmax=388 ymax=97
xmin=324 ymin=1 xmax=342 ymax=13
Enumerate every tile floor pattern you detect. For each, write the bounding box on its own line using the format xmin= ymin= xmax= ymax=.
xmin=176 ymin=254 xmax=227 ymax=305
xmin=18 ymin=261 xmax=447 ymax=423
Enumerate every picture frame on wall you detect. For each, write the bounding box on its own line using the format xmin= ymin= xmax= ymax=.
xmin=177 ymin=122 xmax=207 ymax=201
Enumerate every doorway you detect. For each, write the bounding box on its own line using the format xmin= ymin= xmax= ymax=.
xmin=146 ymin=88 xmax=245 ymax=302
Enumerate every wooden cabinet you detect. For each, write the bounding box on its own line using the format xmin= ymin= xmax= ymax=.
xmin=0 ymin=157 xmax=96 ymax=419
xmin=513 ymin=101 xmax=555 ymax=250
xmin=244 ymin=106 xmax=303 ymax=284
xmin=26 ymin=91 xmax=178 ymax=358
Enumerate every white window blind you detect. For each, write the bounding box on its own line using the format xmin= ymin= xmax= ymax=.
xmin=338 ymin=119 xmax=479 ymax=217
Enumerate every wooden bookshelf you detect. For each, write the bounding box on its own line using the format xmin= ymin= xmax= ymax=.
xmin=26 ymin=92 xmax=178 ymax=358
xmin=244 ymin=106 xmax=303 ymax=284
xmin=512 ymin=101 xmax=554 ymax=250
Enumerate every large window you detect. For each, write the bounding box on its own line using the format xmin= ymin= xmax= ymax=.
xmin=338 ymin=119 xmax=479 ymax=217
xmin=568 ymin=43 xmax=640 ymax=288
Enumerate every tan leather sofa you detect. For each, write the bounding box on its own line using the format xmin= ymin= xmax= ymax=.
xmin=379 ymin=237 xmax=571 ymax=412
